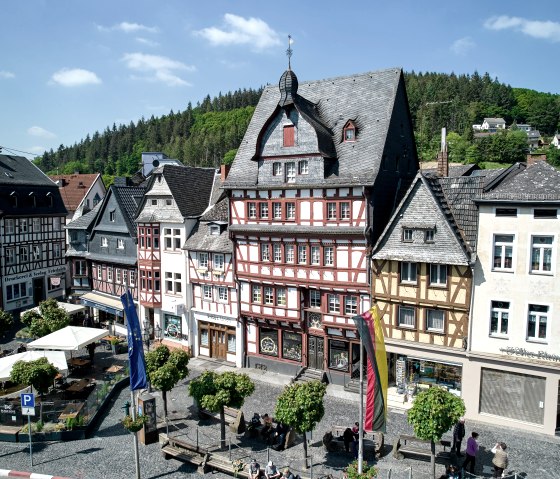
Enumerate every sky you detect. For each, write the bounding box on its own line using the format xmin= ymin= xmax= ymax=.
xmin=1 ymin=0 xmax=559 ymax=160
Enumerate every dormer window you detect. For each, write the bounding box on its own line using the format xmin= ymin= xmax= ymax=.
xmin=109 ymin=210 xmax=116 ymax=222
xmin=273 ymin=162 xmax=282 ymax=176
xmin=209 ymin=225 xmax=220 ymax=235
xmin=46 ymin=192 xmax=53 ymax=207
xmin=10 ymin=192 xmax=17 ymax=208
xmin=29 ymin=192 xmax=36 ymax=207
xmin=343 ymin=121 xmax=356 ymax=142
xmin=283 ymin=125 xmax=295 ymax=147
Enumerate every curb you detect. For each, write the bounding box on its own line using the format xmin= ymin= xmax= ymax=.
xmin=0 ymin=470 xmax=73 ymax=479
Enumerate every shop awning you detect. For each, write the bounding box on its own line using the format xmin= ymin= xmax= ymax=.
xmin=80 ymin=292 xmax=124 ymax=317
xmin=20 ymin=301 xmax=86 ymax=319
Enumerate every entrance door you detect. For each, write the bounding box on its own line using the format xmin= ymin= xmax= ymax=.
xmin=33 ymin=277 xmax=45 ymax=306
xmin=210 ymin=329 xmax=227 ymax=360
xmin=308 ymin=336 xmax=324 ymax=370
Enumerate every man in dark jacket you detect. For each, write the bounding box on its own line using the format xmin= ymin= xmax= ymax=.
xmin=451 ymin=418 xmax=465 ymax=456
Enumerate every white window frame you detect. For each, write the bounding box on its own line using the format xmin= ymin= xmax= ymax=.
xmin=310 ymin=290 xmax=321 ymax=309
xmin=264 ymin=286 xmax=274 ymax=305
xmin=116 ymin=269 xmax=121 ymax=284
xmin=248 ymin=202 xmax=257 ymax=219
xmin=97 ymin=266 xmax=102 ymax=280
xmin=101 ymin=237 xmax=108 ymax=248
xmin=285 ymin=244 xmax=294 ymax=263
xmin=286 ymin=162 xmax=296 ymax=183
xmin=199 ymin=252 xmax=208 ymax=269
xmin=276 ymin=287 xmax=286 ymax=306
xmin=311 ymin=245 xmax=320 ymax=265
xmin=202 ymin=285 xmax=212 ymax=300
xmin=273 ymin=202 xmax=282 ymax=219
xmin=129 ymin=271 xmax=136 ymax=287
xmin=297 ymin=245 xmax=307 ymax=264
xmin=259 ymin=202 xmax=269 ymax=219
xmin=403 ymin=228 xmax=413 ymax=242
xmin=398 ymin=305 xmax=416 ymax=328
xmin=122 ymin=269 xmax=128 ymax=285
xmin=286 ymin=202 xmax=296 ymax=220
xmin=19 ymin=246 xmax=28 ymax=263
xmin=273 ymin=162 xmax=282 ymax=176
xmin=527 ymin=304 xmax=548 ymax=342
xmin=32 ymin=218 xmax=41 ymax=232
xmin=298 ymin=160 xmax=309 ymax=175
xmin=107 ymin=267 xmax=113 ymax=282
xmin=218 ymin=286 xmax=228 ymax=302
xmin=426 ymin=309 xmax=444 ymax=332
xmin=530 ymin=235 xmax=553 ymax=274
xmin=261 ymin=244 xmax=270 ymax=261
xmin=117 ymin=238 xmax=125 ymax=249
xmin=6 ymin=247 xmax=15 ymax=265
xmin=327 ymin=203 xmax=337 ymax=220
xmin=344 ymin=296 xmax=357 ymax=315
xmin=429 ymin=264 xmax=447 ymax=286
xmin=340 ymin=202 xmax=350 ymax=220
xmin=328 ymin=294 xmax=340 ymax=313
xmin=492 ymin=234 xmax=515 ymax=271
xmin=5 ymin=219 xmax=14 ymax=235
xmin=213 ymin=253 xmax=225 ymax=271
xmin=324 ymin=246 xmax=334 ymax=266
xmin=32 ymin=245 xmax=41 ymax=261
xmin=490 ymin=300 xmax=509 ymax=337
xmin=273 ymin=243 xmax=282 ymax=262
xmin=252 ymin=284 xmax=261 ymax=303
xmin=400 ymin=262 xmax=417 ymax=284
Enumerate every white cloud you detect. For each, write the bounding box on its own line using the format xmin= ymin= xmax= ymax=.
xmin=195 ymin=13 xmax=281 ymax=51
xmin=136 ymin=37 xmax=159 ymax=47
xmin=484 ymin=15 xmax=560 ymax=42
xmin=51 ymin=68 xmax=102 ymax=87
xmin=0 ymin=71 xmax=15 ymax=79
xmin=28 ymin=126 xmax=56 ymax=139
xmin=97 ymin=22 xmax=158 ymax=34
xmin=450 ymin=37 xmax=475 ymax=55
xmin=29 ymin=146 xmax=47 ymax=154
xmin=122 ymin=53 xmax=194 ymax=87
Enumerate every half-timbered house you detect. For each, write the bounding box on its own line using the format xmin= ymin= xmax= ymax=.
xmin=0 ymin=155 xmax=67 ymax=313
xmin=135 ymin=164 xmax=216 ymax=350
xmin=80 ymin=180 xmax=145 ymax=334
xmin=222 ymin=67 xmax=418 ymax=385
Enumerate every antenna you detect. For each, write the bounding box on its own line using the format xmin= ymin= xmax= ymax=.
xmin=286 ymin=35 xmax=293 ymax=70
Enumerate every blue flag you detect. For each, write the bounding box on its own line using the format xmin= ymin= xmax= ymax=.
xmin=120 ymin=290 xmax=148 ymax=391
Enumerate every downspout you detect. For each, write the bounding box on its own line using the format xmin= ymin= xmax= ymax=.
xmin=466 ymin=259 xmax=476 ymax=354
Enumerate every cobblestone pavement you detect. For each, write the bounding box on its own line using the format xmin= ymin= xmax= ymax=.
xmin=0 ymin=355 xmax=559 ymax=479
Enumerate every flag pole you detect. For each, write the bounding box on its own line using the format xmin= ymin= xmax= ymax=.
xmin=130 ymin=389 xmax=141 ymax=479
xmin=358 ymin=332 xmax=364 ymax=474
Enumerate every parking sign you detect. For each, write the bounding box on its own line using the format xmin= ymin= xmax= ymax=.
xmin=21 ymin=393 xmax=35 ymax=416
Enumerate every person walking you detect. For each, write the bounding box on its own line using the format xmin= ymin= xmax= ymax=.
xmin=462 ymin=432 xmax=479 ymax=475
xmin=491 ymin=442 xmax=509 ymax=478
xmin=452 ymin=417 xmax=466 ymax=456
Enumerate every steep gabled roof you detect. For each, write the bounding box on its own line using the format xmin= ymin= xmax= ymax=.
xmin=65 ymin=201 xmax=102 ymax=230
xmin=0 ymin=154 xmax=55 ymax=186
xmin=49 ymin=173 xmax=103 ymax=212
xmin=112 ymin=185 xmax=146 ymax=236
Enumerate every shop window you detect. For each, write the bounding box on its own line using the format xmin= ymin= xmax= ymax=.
xmin=164 ymin=314 xmax=182 ymax=339
xmin=400 ymin=262 xmax=417 ymax=283
xmin=398 ymin=305 xmax=416 ymax=328
xmin=429 ymin=264 xmax=447 ymax=286
xmin=530 ymin=235 xmax=553 ymax=273
xmin=328 ymin=294 xmax=340 ymax=313
xmin=408 ymin=359 xmax=462 ymax=394
xmin=329 ymin=340 xmax=349 ymax=371
xmin=259 ymin=327 xmax=278 ymax=356
xmin=490 ymin=301 xmax=509 ymax=336
xmin=6 ymin=281 xmax=28 ymax=301
xmin=200 ymin=326 xmax=209 ymax=347
xmin=227 ymin=334 xmax=236 ymax=353
xmin=493 ymin=234 xmax=514 ymax=270
xmin=426 ymin=310 xmax=444 ymax=332
xmin=273 ymin=162 xmax=282 ymax=176
xmin=527 ymin=304 xmax=548 ymax=341
xmin=248 ymin=202 xmax=257 ymax=219
xmin=282 ymin=331 xmax=302 ymax=361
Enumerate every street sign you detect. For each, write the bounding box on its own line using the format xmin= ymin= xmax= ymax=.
xmin=21 ymin=393 xmax=35 ymax=415
xmin=22 ymin=407 xmax=35 ymax=416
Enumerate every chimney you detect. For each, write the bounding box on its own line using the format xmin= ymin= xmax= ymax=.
xmin=527 ymin=153 xmax=546 ymax=166
xmin=220 ymin=164 xmax=231 ymax=182
xmin=437 ymin=127 xmax=449 ymax=177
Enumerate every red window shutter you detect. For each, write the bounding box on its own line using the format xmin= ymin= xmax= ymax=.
xmin=283 ymin=125 xmax=295 ymax=147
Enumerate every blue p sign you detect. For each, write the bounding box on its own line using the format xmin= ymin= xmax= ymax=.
xmin=21 ymin=393 xmax=35 ymax=408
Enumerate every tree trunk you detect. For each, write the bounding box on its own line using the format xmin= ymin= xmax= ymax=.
xmin=162 ymin=390 xmax=168 ymax=420
xmin=220 ymin=405 xmax=226 ymax=450
xmin=430 ymin=440 xmax=436 ymax=479
xmin=303 ymin=431 xmax=309 ymax=469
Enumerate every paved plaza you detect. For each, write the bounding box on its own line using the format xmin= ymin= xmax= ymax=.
xmin=0 ymin=355 xmax=559 ymax=479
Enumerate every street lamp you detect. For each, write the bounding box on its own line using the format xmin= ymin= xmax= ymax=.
xmin=154 ymin=324 xmax=162 ymax=343
xmin=143 ymin=320 xmax=153 ymax=351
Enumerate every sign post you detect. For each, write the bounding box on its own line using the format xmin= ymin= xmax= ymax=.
xmin=21 ymin=393 xmax=35 ymax=467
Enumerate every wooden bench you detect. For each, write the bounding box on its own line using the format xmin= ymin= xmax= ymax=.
xmin=393 ymin=434 xmax=451 ymax=461
xmin=198 ymin=406 xmax=245 ymax=434
xmin=323 ymin=426 xmax=384 ymax=458
xmin=0 ymin=425 xmax=22 ymax=442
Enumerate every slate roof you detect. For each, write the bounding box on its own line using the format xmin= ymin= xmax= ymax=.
xmin=200 ymin=197 xmax=229 ymax=222
xmin=65 ymin=202 xmax=102 ymax=230
xmin=0 ymin=154 xmax=56 ymax=186
xmin=223 ymin=68 xmax=404 ymax=188
xmin=480 ymin=161 xmax=560 ymax=202
xmin=422 ymin=164 xmax=480 ymax=178
xmin=49 ymin=173 xmax=102 ymax=212
xmin=184 ymin=222 xmax=232 ymax=254
xmin=483 ymin=117 xmax=506 ymax=124
xmin=112 ymin=185 xmax=146 ymax=236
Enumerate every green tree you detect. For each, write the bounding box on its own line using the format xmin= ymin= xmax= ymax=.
xmin=446 ymin=132 xmax=469 ymax=164
xmin=10 ymin=357 xmax=58 ymax=396
xmin=274 ymin=380 xmax=327 ymax=469
xmin=407 ymin=387 xmax=466 ymax=479
xmin=145 ymin=345 xmax=190 ymax=420
xmin=21 ymin=298 xmax=70 ymax=338
xmin=0 ymin=310 xmax=14 ymax=338
xmin=188 ymin=370 xmax=255 ymax=449
xmin=223 ymin=148 xmax=237 ymax=166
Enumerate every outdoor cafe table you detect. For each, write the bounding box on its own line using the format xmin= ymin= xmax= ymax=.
xmin=58 ymin=402 xmax=85 ymax=421
xmin=68 ymin=357 xmax=91 ymax=370
xmin=106 ymin=364 xmax=124 ymax=374
xmin=66 ymin=379 xmax=90 ymax=394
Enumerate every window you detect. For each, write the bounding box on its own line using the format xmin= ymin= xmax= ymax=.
xmin=403 ymin=228 xmax=413 ymax=242
xmin=490 ymin=301 xmax=509 ymax=336
xmin=109 ymin=210 xmax=116 ymax=222
xmin=122 ymin=269 xmax=128 ymax=285
xmin=101 ymin=237 xmax=108 ymax=248
xmin=283 ymin=125 xmax=295 ymax=147
xmin=311 ymin=245 xmax=320 ymax=265
xmin=18 ymin=219 xmax=28 ymax=233
xmin=213 ymin=253 xmax=224 ymax=271
xmin=527 ymin=304 xmax=548 ymax=341
xmin=199 ymin=252 xmax=208 ymax=269
xmin=286 ymin=162 xmax=296 ymax=183
xmin=248 ymin=202 xmax=257 ymax=219
xmin=97 ymin=266 xmax=102 ymax=280
xmin=259 ymin=202 xmax=269 ymax=219
xmin=19 ymin=246 xmax=28 ymax=263
xmin=533 ymin=209 xmax=557 ymax=219
xmin=310 ymin=290 xmax=321 ymax=308
xmin=227 ymin=333 xmax=236 ymax=353
xmin=151 ymin=199 xmax=158 ymax=206
xmin=5 ymin=248 xmax=15 ymax=265
xmin=75 ymin=260 xmax=87 ymax=276
xmin=343 ymin=121 xmax=356 ymax=142
xmin=328 ymin=294 xmax=340 ymax=313
xmin=5 ymin=219 xmax=14 ymax=234
xmin=340 ymin=202 xmax=350 ymax=220
xmin=429 ymin=264 xmax=447 ymax=286
xmin=329 ymin=340 xmax=349 ymax=371
xmin=276 ymin=288 xmax=286 ymax=306
xmin=165 ymin=272 xmax=182 ymax=294
xmin=286 ymin=202 xmax=296 ymax=220
xmin=272 ymin=202 xmax=282 ymax=219
xmin=282 ymin=331 xmax=302 ymax=361
xmin=261 ymin=243 xmax=270 ymax=261
xmin=107 ymin=267 xmax=113 ymax=282
xmin=273 ymin=162 xmax=282 ymax=176
xmin=53 ymin=217 xmax=61 ymax=231
xmin=530 ymin=236 xmax=553 ymax=273
xmin=273 ymin=243 xmax=282 ymax=262
xmin=299 ymin=160 xmax=309 ymax=175
xmin=32 ymin=218 xmax=41 ymax=232
xmin=116 ymin=269 xmax=122 ymax=283
xmin=32 ymin=245 xmax=41 ymax=261
xmin=129 ymin=271 xmax=136 ymax=286
xmin=400 ymin=262 xmax=417 ymax=283
xmin=285 ymin=244 xmax=294 ymax=263
xmin=164 ymin=314 xmax=181 ymax=339
xmin=209 ymin=225 xmax=220 ymax=235
xmin=298 ymin=245 xmax=307 ymax=264
xmin=6 ymin=282 xmax=28 ymax=302
xmin=203 ymin=285 xmax=212 ymax=300
xmin=218 ymin=286 xmax=228 ymax=302
xmin=426 ymin=310 xmax=444 ymax=332
xmin=496 ymin=208 xmax=517 ymax=217
xmin=425 ymin=229 xmax=435 ymax=243
xmin=493 ymin=234 xmax=514 ymax=270
xmin=398 ymin=305 xmax=416 ymax=328
xmin=117 ymin=239 xmax=124 ymax=249
xmin=344 ymin=296 xmax=357 ymax=315
xmin=324 ymin=246 xmax=334 ymax=266
xmin=165 ymin=199 xmax=172 ymax=206
xmin=252 ymin=284 xmax=262 ymax=303
xmin=327 ymin=202 xmax=337 ymax=220
xmin=263 ymin=286 xmax=274 ymax=305
xmin=53 ymin=243 xmax=61 ymax=258
xmin=259 ymin=327 xmax=278 ymax=356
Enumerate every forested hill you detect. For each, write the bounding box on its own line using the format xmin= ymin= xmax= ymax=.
xmin=34 ymin=71 xmax=560 ymax=177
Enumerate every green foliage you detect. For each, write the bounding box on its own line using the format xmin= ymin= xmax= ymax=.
xmin=223 ymin=148 xmax=237 ymax=165
xmin=21 ymin=298 xmax=70 ymax=338
xmin=188 ymin=370 xmax=255 ymax=412
xmin=145 ymin=345 xmax=189 ymax=393
xmin=407 ymin=387 xmax=466 ymax=442
xmin=121 ymin=414 xmax=147 ymax=432
xmin=0 ymin=309 xmax=14 ymax=337
xmin=274 ymin=380 xmax=327 ymax=434
xmin=346 ymin=459 xmax=378 ymax=479
xmin=10 ymin=357 xmax=59 ymax=395
xmin=546 ymin=146 xmax=560 ymax=168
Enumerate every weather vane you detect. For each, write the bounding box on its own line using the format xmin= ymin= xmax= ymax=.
xmin=286 ymin=35 xmax=293 ymax=70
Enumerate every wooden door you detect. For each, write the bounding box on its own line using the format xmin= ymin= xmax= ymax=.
xmin=308 ymin=336 xmax=324 ymax=370
xmin=210 ymin=329 xmax=227 ymax=360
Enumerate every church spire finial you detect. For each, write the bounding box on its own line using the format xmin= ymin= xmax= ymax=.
xmin=286 ymin=35 xmax=293 ymax=70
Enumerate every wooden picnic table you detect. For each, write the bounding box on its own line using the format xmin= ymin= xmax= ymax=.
xmin=68 ymin=357 xmax=91 ymax=369
xmin=58 ymin=402 xmax=84 ymax=421
xmin=66 ymin=379 xmax=90 ymax=394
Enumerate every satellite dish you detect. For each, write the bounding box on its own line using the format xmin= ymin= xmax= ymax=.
xmin=152 ymin=159 xmax=160 ymax=167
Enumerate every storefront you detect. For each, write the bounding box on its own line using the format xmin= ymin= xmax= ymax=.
xmin=193 ymin=310 xmax=241 ymax=367
xmin=80 ymin=291 xmax=125 ymax=334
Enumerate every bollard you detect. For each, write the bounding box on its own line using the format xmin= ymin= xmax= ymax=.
xmin=196 ymin=427 xmax=199 ymax=450
xmin=267 ymin=447 xmax=270 ymax=463
xmin=408 ymin=466 xmax=412 ymax=479
xmin=229 ymin=437 xmax=232 ymax=460
xmin=387 ymin=468 xmax=392 ymax=479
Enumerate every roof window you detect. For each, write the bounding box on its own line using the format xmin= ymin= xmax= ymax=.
xmin=343 ymin=121 xmax=356 ymax=142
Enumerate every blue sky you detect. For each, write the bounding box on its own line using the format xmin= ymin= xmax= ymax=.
xmin=1 ymin=0 xmax=559 ymax=159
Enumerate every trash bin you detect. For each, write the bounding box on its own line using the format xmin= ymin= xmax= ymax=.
xmin=137 ymin=393 xmax=157 ymax=445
